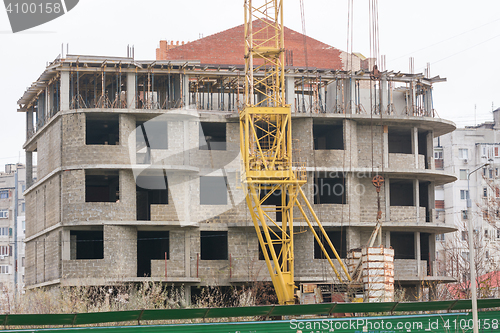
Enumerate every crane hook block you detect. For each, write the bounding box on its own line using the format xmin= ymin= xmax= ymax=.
xmin=372 ymin=175 xmax=385 ymax=193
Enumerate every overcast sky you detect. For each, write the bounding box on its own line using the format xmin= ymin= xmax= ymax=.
xmin=1 ymin=0 xmax=499 ymax=171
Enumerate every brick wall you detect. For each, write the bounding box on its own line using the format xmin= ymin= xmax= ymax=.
xmin=37 ymin=118 xmax=62 ymax=180
xmin=157 ymin=21 xmax=344 ymax=70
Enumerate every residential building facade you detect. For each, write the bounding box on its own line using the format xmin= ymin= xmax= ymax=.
xmin=435 ymin=109 xmax=500 ymax=280
xmin=0 ymin=163 xmax=29 ymax=295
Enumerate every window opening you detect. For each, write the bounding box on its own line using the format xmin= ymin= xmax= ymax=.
xmin=137 ymin=230 xmax=169 ymax=277
xmin=70 ymin=230 xmax=104 ymax=260
xmin=85 ymin=171 xmax=119 ymax=202
xmin=86 ymin=113 xmax=119 ymax=145
xmin=201 ymin=231 xmax=228 ymax=260
xmin=200 ymin=176 xmax=228 ymax=205
xmin=313 ymin=123 xmax=344 ymax=150
xmin=200 ymin=122 xmax=226 ymax=150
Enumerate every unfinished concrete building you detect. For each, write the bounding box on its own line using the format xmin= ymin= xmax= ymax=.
xmin=19 ymin=23 xmax=457 ymax=299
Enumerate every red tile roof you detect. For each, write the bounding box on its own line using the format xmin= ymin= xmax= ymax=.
xmin=157 ymin=21 xmax=344 ymax=70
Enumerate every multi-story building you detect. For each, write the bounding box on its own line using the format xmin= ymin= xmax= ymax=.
xmin=435 ymin=109 xmax=500 ymax=278
xmin=0 ymin=163 xmax=29 ymax=295
xmin=19 ymin=23 xmax=457 ymax=300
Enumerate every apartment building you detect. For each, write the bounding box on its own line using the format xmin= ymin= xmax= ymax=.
xmin=0 ymin=163 xmax=29 ymax=295
xmin=435 ymin=109 xmax=500 ymax=278
xmin=19 ymin=23 xmax=457 ymax=299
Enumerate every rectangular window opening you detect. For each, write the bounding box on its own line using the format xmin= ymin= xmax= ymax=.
xmin=199 ymin=122 xmax=227 ymax=150
xmin=86 ymin=113 xmax=119 ymax=145
xmin=85 ymin=171 xmax=119 ymax=202
xmin=388 ymin=128 xmax=412 ymax=154
xmin=390 ymin=179 xmax=414 ymax=206
xmin=70 ymin=230 xmax=104 ymax=260
xmin=459 ymin=169 xmax=468 ymax=180
xmin=137 ymin=230 xmax=169 ymax=277
xmin=200 ymin=176 xmax=228 ymax=205
xmin=314 ymin=176 xmax=347 ymax=204
xmin=136 ymin=175 xmax=168 ymax=221
xmin=0 ymin=210 xmax=8 ymax=219
xmin=201 ymin=231 xmax=228 ymax=260
xmin=0 ymin=191 xmax=8 ymax=199
xmin=137 ymin=120 xmax=168 ymax=150
xmin=313 ymin=123 xmax=344 ymax=150
xmin=391 ymin=232 xmax=415 ymax=259
xmin=314 ymin=229 xmax=347 ymax=259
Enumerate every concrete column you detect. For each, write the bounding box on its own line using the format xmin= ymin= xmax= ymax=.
xmin=412 ymin=127 xmax=418 ymax=168
xmin=61 ymin=229 xmax=70 ymax=260
xmin=429 ymin=233 xmax=436 ymax=275
xmin=428 ymin=181 xmax=435 ymax=223
xmin=184 ymin=230 xmax=191 ymax=277
xmin=409 ymin=81 xmax=415 ymax=115
xmin=60 ymin=70 xmax=70 ymax=111
xmin=26 ymin=109 xmax=33 ymax=140
xmin=344 ymin=78 xmax=354 ymax=114
xmin=120 ymin=114 xmax=136 ymax=164
xmin=184 ymin=284 xmax=191 ymax=306
xmin=385 ymin=177 xmax=390 ymax=222
xmin=126 ymin=72 xmax=136 ymax=108
xmin=414 ymin=179 xmax=420 ymax=222
xmin=182 ymin=74 xmax=189 ymax=108
xmin=26 ymin=151 xmax=33 ymax=188
xmin=381 ymin=76 xmax=388 ymax=114
xmin=385 ymin=230 xmax=390 ymax=248
xmin=415 ymin=231 xmax=421 ymax=278
xmin=344 ymin=119 xmax=358 ymax=167
xmin=320 ymin=86 xmax=326 ymax=113
xmin=347 ymin=227 xmax=359 ymax=249
xmin=45 ymin=87 xmax=52 ymax=117
xmin=424 ymin=87 xmax=432 ymax=116
xmin=427 ymin=131 xmax=434 ymax=170
xmin=383 ymin=125 xmax=389 ymax=168
xmin=37 ymin=92 xmax=45 ymax=126
xmin=285 ymin=75 xmax=295 ymax=113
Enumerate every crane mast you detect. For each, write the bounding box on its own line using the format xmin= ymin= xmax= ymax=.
xmin=241 ymin=0 xmax=351 ymax=305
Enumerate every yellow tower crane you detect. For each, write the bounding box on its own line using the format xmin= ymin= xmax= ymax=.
xmin=240 ymin=0 xmax=352 ymax=305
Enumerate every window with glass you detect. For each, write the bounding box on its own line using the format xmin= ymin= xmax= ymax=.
xmin=460 ymin=190 xmax=469 ymax=200
xmin=459 ymin=148 xmax=468 ymax=159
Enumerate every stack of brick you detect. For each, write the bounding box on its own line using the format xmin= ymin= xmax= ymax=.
xmin=362 ymin=246 xmax=394 ymax=302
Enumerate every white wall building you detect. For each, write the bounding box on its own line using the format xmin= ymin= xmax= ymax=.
xmin=0 ymin=163 xmax=32 ymax=295
xmin=435 ymin=109 xmax=500 ymax=278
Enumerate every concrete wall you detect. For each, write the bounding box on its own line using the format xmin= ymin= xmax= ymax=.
xmin=24 ymin=109 xmax=452 ymax=289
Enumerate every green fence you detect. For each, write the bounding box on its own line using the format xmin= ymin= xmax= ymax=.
xmin=1 ymin=298 xmax=500 ymax=332
xmin=2 ymin=311 xmax=500 ymax=333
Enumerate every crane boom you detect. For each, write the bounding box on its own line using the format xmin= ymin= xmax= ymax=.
xmin=240 ymin=0 xmax=352 ymax=305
